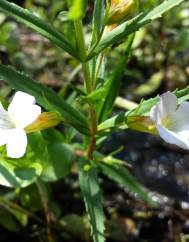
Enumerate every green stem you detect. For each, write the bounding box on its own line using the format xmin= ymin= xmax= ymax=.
xmin=74 ymin=20 xmax=98 ymax=159
xmin=0 ymin=196 xmax=44 ymax=224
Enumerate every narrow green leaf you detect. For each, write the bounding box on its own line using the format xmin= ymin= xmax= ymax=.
xmin=100 ymin=163 xmax=156 ymax=207
xmin=0 ymin=65 xmax=89 ymax=135
xmin=79 ymin=159 xmax=105 ymax=242
xmin=98 ymin=35 xmax=135 ymax=122
xmin=91 ymin=0 xmax=105 ymax=44
xmin=98 ymin=59 xmax=126 ymax=122
xmin=98 ymin=85 xmax=189 ymax=131
xmin=0 ymin=0 xmax=79 ymax=59
xmin=90 ymin=0 xmax=106 ymax=86
xmin=87 ymin=0 xmax=185 ymax=59
xmin=129 ymin=84 xmax=189 ymax=117
xmin=69 ymin=0 xmax=87 ymax=20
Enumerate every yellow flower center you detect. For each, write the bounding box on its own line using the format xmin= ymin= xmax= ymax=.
xmin=162 ymin=117 xmax=173 ymax=129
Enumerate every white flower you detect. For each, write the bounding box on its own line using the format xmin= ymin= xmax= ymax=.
xmin=150 ymin=91 xmax=189 ymax=149
xmin=0 ymin=91 xmax=41 ymax=158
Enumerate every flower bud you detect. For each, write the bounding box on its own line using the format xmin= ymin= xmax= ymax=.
xmin=127 ymin=116 xmax=157 ymax=135
xmin=106 ymin=0 xmax=138 ymax=25
xmin=25 ymin=112 xmax=62 ymax=133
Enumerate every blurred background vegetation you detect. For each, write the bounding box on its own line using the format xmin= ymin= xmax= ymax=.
xmin=0 ymin=1 xmax=189 ymax=242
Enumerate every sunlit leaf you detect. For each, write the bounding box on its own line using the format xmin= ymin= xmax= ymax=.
xmin=69 ymin=0 xmax=87 ymax=20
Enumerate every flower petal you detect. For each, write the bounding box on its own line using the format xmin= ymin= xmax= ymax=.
xmin=170 ymin=101 xmax=189 ymax=131
xmin=6 ymin=128 xmax=27 ymax=158
xmin=0 ymin=129 xmax=8 ymax=146
xmin=0 ymin=103 xmax=14 ymax=129
xmin=150 ymin=104 xmax=161 ymax=123
xmin=150 ymin=92 xmax=177 ymax=123
xmin=8 ymin=91 xmax=41 ymax=128
xmin=157 ymin=124 xmax=189 ymax=149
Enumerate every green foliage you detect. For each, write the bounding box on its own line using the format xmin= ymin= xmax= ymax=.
xmin=0 ymin=21 xmax=20 ymax=54
xmin=60 ymin=214 xmax=90 ymax=241
xmin=68 ymin=0 xmax=87 ymax=20
xmin=98 ymin=35 xmax=135 ymax=122
xmin=29 ymin=132 xmax=75 ymax=183
xmin=0 ymin=133 xmax=46 ymax=188
xmin=42 ymin=143 xmax=75 ymax=182
xmin=91 ymin=0 xmax=105 ymax=44
xmin=20 ymin=184 xmax=42 ymax=211
xmin=88 ymin=0 xmax=185 ymax=59
xmin=0 ymin=0 xmax=78 ymax=59
xmin=98 ymin=58 xmax=126 ymax=122
xmin=0 ymin=131 xmax=75 ymax=188
xmin=79 ymin=159 xmax=105 ymax=242
xmin=0 ymin=209 xmax=21 ymax=231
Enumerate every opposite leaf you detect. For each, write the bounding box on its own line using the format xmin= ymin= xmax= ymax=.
xmin=79 ymin=159 xmax=105 ymax=242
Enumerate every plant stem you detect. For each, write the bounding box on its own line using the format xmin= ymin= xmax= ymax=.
xmin=36 ymin=181 xmax=55 ymax=242
xmin=87 ymin=107 xmax=97 ymax=159
xmin=74 ymin=20 xmax=98 ymax=159
xmin=0 ymin=196 xmax=44 ymax=224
